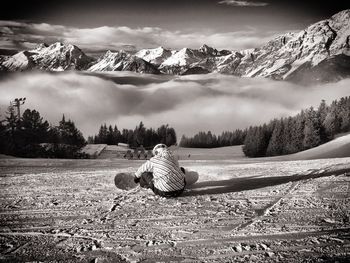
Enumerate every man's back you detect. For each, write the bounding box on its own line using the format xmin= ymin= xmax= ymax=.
xmin=135 ymin=148 xmax=185 ymax=192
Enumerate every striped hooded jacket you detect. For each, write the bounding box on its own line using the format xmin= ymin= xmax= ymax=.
xmin=134 ymin=148 xmax=185 ymax=192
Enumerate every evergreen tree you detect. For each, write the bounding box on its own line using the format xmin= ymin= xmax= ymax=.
xmin=179 ymin=135 xmax=188 ymax=147
xmin=303 ymin=107 xmax=321 ymax=150
xmin=165 ymin=127 xmax=177 ymax=146
xmin=57 ymin=115 xmax=86 ymax=147
xmin=317 ymin=100 xmax=329 ymax=143
xmin=182 ymin=129 xmax=246 ymax=148
xmin=46 ymin=125 xmax=60 ymax=144
xmin=323 ymin=103 xmax=341 ymax=140
xmin=291 ymin=111 xmax=306 ymax=152
xmin=144 ymin=128 xmax=157 ymax=147
xmin=106 ymin=125 xmax=115 ymax=145
xmin=113 ymin=125 xmax=122 ymax=144
xmin=282 ymin=117 xmax=294 ymax=154
xmin=121 ymin=129 xmax=129 ymax=143
xmin=4 ymin=104 xmax=19 ymax=154
xmin=126 ymin=129 xmax=135 ymax=147
xmin=243 ymin=127 xmax=259 ymax=157
xmin=96 ymin=124 xmax=108 ymax=144
xmin=157 ymin=125 xmax=171 ymax=146
xmin=317 ymin=99 xmax=328 ymax=124
xmin=266 ymin=120 xmax=285 ymax=156
xmin=254 ymin=125 xmax=270 ymax=157
xmin=339 ymin=97 xmax=350 ymax=132
xmin=87 ymin=136 xmax=94 ymax=144
xmin=20 ymin=109 xmax=50 ymax=145
xmin=0 ymin=113 xmax=7 ymax=153
xmin=134 ymin=121 xmax=146 ymax=146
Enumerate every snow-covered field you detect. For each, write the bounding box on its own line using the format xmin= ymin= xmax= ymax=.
xmin=0 ymin=150 xmax=349 ymax=262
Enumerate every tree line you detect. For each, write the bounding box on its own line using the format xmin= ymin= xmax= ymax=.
xmin=243 ymin=96 xmax=350 ymax=157
xmin=0 ymin=107 xmax=86 ymax=158
xmin=0 ymin=104 xmax=178 ymax=157
xmin=179 ymin=130 xmax=246 ymax=148
xmin=87 ymin=122 xmax=177 ymax=148
xmin=2 ymin=96 xmax=349 ymax=158
xmin=179 ymin=96 xmax=350 ymax=158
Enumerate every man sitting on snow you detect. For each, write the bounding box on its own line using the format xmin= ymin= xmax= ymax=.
xmin=134 ymin=144 xmax=186 ymax=198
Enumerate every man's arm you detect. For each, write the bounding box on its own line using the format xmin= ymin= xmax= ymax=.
xmin=134 ymin=160 xmax=153 ymax=179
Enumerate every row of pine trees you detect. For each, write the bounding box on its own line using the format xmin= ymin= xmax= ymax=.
xmin=0 ymin=108 xmax=86 ymax=158
xmin=1 ymin=103 xmax=178 ymax=157
xmin=0 ymin=105 xmax=177 ymax=157
xmin=87 ymin=122 xmax=177 ymax=148
xmin=243 ymin=97 xmax=350 ymax=157
xmin=1 ymin=96 xmax=349 ymax=158
xmin=179 ymin=96 xmax=350 ymax=157
xmin=179 ymin=130 xmax=246 ymax=148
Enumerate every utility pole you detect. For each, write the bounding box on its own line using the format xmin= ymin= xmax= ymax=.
xmin=11 ymin=98 xmax=26 ymax=120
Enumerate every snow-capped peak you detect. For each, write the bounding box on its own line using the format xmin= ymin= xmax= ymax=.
xmin=160 ymin=47 xmax=204 ymax=68
xmin=88 ymin=50 xmax=160 ymax=74
xmin=199 ymin=44 xmax=219 ymax=56
xmin=0 ymin=9 xmax=349 ymax=83
xmin=1 ymin=42 xmax=94 ymax=71
xmin=135 ymin=46 xmax=172 ymax=66
xmin=35 ymin=43 xmax=49 ymax=51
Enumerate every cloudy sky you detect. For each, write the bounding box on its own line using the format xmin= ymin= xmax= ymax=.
xmin=1 ymin=72 xmax=350 ymax=138
xmin=1 ymin=1 xmax=349 ymax=139
xmin=1 ymin=0 xmax=349 ymax=55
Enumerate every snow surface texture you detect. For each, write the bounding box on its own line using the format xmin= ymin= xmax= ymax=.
xmin=1 ymin=135 xmax=350 ymax=261
xmin=0 ymin=155 xmax=349 ymax=262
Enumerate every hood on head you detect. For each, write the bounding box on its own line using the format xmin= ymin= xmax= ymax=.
xmin=153 ymin=143 xmax=167 ymax=156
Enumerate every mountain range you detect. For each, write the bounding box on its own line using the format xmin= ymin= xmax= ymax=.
xmin=1 ymin=9 xmax=349 ymax=84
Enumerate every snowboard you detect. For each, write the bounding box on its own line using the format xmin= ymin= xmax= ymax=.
xmin=114 ymin=172 xmax=139 ymax=190
xmin=114 ymin=169 xmax=199 ymax=190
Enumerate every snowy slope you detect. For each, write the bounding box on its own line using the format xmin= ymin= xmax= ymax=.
xmin=88 ymin=50 xmax=160 ymax=74
xmin=135 ymin=47 xmax=173 ymax=66
xmin=238 ymin=10 xmax=350 ymax=82
xmin=1 ymin=42 xmax=95 ymax=71
xmin=159 ymin=45 xmax=235 ymax=74
xmin=157 ymin=10 xmax=350 ymax=81
xmin=161 ymin=47 xmax=202 ymax=67
xmin=286 ymin=133 xmax=350 ymax=160
xmin=1 ymin=51 xmax=35 ymax=71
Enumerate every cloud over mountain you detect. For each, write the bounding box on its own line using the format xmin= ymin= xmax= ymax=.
xmin=0 ymin=20 xmax=278 ymax=55
xmin=0 ymin=71 xmax=349 ymax=137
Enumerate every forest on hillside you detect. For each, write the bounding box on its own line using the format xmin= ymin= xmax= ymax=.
xmin=0 ymin=101 xmax=176 ymax=157
xmin=180 ymin=96 xmax=350 ymax=158
xmin=88 ymin=122 xmax=177 ymax=148
xmin=180 ymin=130 xmax=246 ymax=148
xmin=243 ymin=97 xmax=350 ymax=157
xmin=1 ymin=96 xmax=349 ymax=158
xmin=0 ymin=107 xmax=86 ymax=158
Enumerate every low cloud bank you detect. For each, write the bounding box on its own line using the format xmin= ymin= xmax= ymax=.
xmin=0 ymin=71 xmax=349 ymax=138
xmin=218 ymin=1 xmax=269 ymax=7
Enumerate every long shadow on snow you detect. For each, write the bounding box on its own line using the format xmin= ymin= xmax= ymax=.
xmin=183 ymin=165 xmax=350 ymax=197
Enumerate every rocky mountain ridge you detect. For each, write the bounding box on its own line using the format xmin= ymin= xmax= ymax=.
xmin=0 ymin=9 xmax=349 ymax=84
xmin=87 ymin=50 xmax=160 ymax=74
xmin=0 ymin=42 xmax=94 ymax=71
